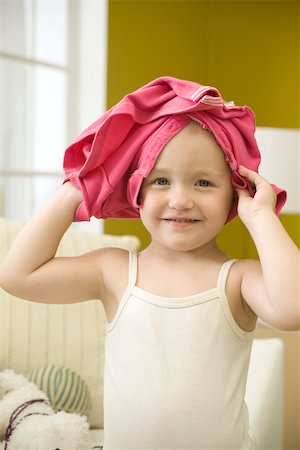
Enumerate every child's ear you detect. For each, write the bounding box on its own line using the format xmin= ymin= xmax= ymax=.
xmin=137 ymin=195 xmax=143 ymax=207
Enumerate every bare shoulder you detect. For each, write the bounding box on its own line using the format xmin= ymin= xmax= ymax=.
xmin=231 ymin=258 xmax=262 ymax=279
xmin=233 ymin=258 xmax=265 ymax=295
xmin=96 ymin=246 xmax=130 ymax=264
xmin=225 ymin=259 xmax=261 ymax=332
xmin=96 ymin=246 xmax=130 ymax=290
xmin=96 ymin=247 xmax=131 ymax=321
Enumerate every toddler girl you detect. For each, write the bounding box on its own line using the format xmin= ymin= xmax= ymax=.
xmin=1 ymin=77 xmax=299 ymax=449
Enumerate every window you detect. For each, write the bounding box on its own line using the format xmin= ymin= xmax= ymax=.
xmin=0 ymin=0 xmax=107 ymax=232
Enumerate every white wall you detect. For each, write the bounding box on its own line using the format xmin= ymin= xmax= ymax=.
xmin=256 ymin=127 xmax=299 ymax=214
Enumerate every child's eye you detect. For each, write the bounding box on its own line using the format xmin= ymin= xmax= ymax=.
xmin=153 ymin=178 xmax=170 ymax=186
xmin=195 ymin=179 xmax=212 ymax=187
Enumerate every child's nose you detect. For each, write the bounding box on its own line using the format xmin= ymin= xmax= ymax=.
xmin=168 ymin=188 xmax=194 ymax=210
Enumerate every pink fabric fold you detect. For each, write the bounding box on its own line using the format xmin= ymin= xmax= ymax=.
xmin=63 ymin=76 xmax=286 ymax=222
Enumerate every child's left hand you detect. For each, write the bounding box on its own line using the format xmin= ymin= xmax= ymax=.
xmin=236 ymin=165 xmax=277 ymax=226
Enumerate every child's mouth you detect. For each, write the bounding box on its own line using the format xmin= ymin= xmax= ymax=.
xmin=164 ymin=218 xmax=199 ymax=223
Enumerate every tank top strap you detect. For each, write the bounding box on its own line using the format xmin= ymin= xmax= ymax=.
xmin=216 ymin=259 xmax=238 ymax=294
xmin=128 ymin=250 xmax=138 ymax=290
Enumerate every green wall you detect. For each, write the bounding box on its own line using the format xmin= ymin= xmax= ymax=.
xmin=105 ymin=0 xmax=299 ymax=255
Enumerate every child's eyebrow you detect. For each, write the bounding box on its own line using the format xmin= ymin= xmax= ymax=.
xmin=148 ymin=167 xmax=170 ymax=176
xmin=195 ymin=170 xmax=221 ymax=177
xmin=150 ymin=167 xmax=220 ymax=177
xmin=151 ymin=167 xmax=168 ymax=173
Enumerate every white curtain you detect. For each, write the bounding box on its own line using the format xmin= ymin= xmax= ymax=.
xmin=0 ymin=0 xmax=68 ymax=219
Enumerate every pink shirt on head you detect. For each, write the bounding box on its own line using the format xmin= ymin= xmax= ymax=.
xmin=63 ymin=76 xmax=286 ymax=222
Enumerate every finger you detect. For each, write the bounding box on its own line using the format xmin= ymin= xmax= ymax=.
xmin=235 ymin=187 xmax=250 ymax=199
xmin=238 ymin=165 xmax=268 ymax=186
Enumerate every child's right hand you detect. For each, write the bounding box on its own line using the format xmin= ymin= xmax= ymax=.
xmin=0 ymin=182 xmax=103 ymax=305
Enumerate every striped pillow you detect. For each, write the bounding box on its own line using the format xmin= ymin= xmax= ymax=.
xmin=28 ymin=365 xmax=91 ymax=416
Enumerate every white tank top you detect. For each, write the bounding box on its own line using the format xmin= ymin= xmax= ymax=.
xmin=103 ymin=252 xmax=255 ymax=450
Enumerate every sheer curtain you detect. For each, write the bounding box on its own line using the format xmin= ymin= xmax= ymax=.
xmin=0 ymin=0 xmax=107 ymax=232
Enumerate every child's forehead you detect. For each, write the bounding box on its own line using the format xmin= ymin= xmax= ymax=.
xmin=151 ymin=121 xmax=226 ymax=168
xmin=162 ymin=121 xmax=221 ymax=152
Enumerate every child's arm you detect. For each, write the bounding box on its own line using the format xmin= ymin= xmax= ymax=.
xmin=0 ymin=182 xmax=106 ymax=304
xmin=236 ymin=166 xmax=300 ymax=331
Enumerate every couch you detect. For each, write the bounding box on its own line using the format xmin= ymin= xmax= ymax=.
xmin=0 ymin=217 xmax=284 ymax=449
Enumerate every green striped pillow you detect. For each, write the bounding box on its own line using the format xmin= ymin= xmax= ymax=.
xmin=28 ymin=366 xmax=91 ymax=417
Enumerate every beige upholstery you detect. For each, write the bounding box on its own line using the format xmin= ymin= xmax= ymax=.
xmin=0 ymin=217 xmax=140 ymax=429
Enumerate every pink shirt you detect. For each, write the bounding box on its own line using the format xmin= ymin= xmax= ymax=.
xmin=63 ymin=76 xmax=286 ymax=222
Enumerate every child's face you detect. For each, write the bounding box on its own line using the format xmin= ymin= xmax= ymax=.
xmin=139 ymin=121 xmax=234 ymax=253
